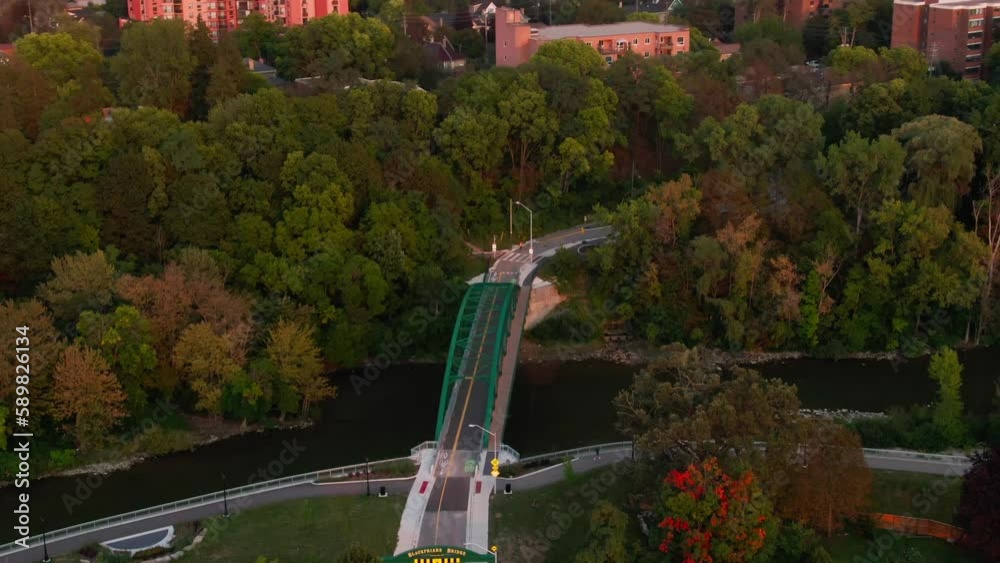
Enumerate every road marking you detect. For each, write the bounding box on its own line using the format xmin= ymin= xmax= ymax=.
xmin=432 ymin=286 xmax=502 ymax=543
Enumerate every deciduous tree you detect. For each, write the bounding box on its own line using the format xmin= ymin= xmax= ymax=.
xmin=39 ymin=250 xmax=117 ymax=322
xmin=266 ymin=320 xmax=335 ymax=418
xmin=52 ymin=345 xmax=127 ymax=449
xmin=112 ymin=19 xmax=196 ymax=115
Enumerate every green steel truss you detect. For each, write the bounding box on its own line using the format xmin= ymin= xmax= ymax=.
xmin=434 ymin=282 xmax=519 ymax=443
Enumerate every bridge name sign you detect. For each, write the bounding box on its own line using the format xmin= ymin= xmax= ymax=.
xmin=384 ymin=545 xmax=493 ymax=563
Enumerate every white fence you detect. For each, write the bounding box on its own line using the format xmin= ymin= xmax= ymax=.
xmin=0 ymin=456 xmax=411 ymax=556
xmin=517 ymin=441 xmax=633 ymax=465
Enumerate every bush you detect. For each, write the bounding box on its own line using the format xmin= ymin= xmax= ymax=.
xmin=126 ymin=427 xmax=195 ymax=456
xmin=527 ymin=306 xmax=599 ymax=343
xmin=772 ymin=521 xmax=819 ymax=563
xmin=850 ymin=417 xmax=904 ymax=448
xmin=133 ymin=545 xmax=171 ymax=560
xmin=48 ymin=448 xmax=77 ymax=471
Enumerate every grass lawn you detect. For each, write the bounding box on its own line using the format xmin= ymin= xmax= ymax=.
xmin=824 ymin=535 xmax=983 ymax=563
xmin=184 ymin=495 xmax=404 ymax=563
xmin=491 ymin=465 xmax=643 ymax=563
xmin=870 ymin=470 xmax=963 ymax=524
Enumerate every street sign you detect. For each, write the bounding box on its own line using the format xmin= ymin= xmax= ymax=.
xmin=464 ymin=459 xmax=477 ymax=473
xmin=490 ymin=458 xmax=499 ymax=469
xmin=490 ymin=469 xmax=499 ymax=478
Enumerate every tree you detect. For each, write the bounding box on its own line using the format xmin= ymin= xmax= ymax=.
xmin=532 ymin=39 xmax=605 ymax=77
xmin=76 ymin=305 xmax=157 ymax=414
xmin=878 ymin=46 xmax=926 ymax=82
xmin=928 ymin=347 xmax=968 ymax=445
xmin=266 ymin=320 xmax=335 ymax=418
xmin=828 ymin=45 xmax=879 ymax=89
xmin=0 ymin=58 xmax=56 ymax=139
xmin=892 ymin=115 xmax=982 ymax=210
xmin=13 ymin=32 xmax=102 ymax=85
xmin=281 ymin=14 xmax=394 ymax=80
xmin=112 ymin=19 xmax=196 ymax=115
xmin=646 ymin=174 xmax=701 ymax=246
xmin=52 ymin=345 xmax=127 ymax=449
xmin=235 ymin=12 xmax=282 ymax=63
xmin=574 ymin=0 xmax=625 ymax=24
xmin=974 ymin=171 xmax=1000 ymax=343
xmin=769 ymin=420 xmax=872 ymax=537
xmin=498 ymin=72 xmax=558 ymax=197
xmin=616 ymin=356 xmax=801 ymax=464
xmin=208 ymin=32 xmax=253 ymax=107
xmin=574 ymin=502 xmax=632 ymax=563
xmin=956 ymin=446 xmax=1000 ymax=561
xmin=659 ymin=458 xmax=777 ymax=562
xmin=337 ymin=545 xmax=380 ymax=563
xmin=0 ymin=300 xmax=63 ymax=417
xmin=39 ymin=250 xmax=117 ymax=322
xmin=173 ymin=322 xmax=241 ymax=415
xmin=189 ymin=19 xmax=217 ymax=119
xmin=817 ymin=132 xmax=904 ymax=234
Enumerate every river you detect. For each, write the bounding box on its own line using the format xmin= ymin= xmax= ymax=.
xmin=2 ymin=348 xmax=998 ymax=541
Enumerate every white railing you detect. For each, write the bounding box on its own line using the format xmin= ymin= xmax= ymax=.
xmin=516 ymin=441 xmax=632 ymax=465
xmin=410 ymin=441 xmax=439 ymax=457
xmin=861 ymin=448 xmax=971 ymax=464
xmin=500 ymin=444 xmax=520 ymax=461
xmin=0 ymin=456 xmax=412 ymax=557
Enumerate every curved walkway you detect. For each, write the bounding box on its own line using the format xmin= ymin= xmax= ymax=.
xmin=0 ymin=444 xmax=971 ymax=563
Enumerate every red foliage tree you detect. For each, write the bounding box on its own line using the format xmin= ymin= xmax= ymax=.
xmin=956 ymin=446 xmax=1000 ymax=561
xmin=659 ymin=458 xmax=777 ymax=563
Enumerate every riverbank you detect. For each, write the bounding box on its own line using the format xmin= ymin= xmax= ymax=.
xmin=28 ymin=416 xmax=315 ymax=482
xmin=518 ymin=338 xmax=902 ymax=367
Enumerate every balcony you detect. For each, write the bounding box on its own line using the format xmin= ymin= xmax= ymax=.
xmin=596 ymin=43 xmax=629 ymax=55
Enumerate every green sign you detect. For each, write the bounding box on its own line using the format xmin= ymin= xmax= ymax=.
xmin=464 ymin=459 xmax=477 ymax=473
xmin=383 ymin=545 xmax=494 ymax=563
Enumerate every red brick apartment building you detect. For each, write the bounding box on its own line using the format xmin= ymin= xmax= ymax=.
xmin=127 ymin=0 xmax=348 ymax=32
xmin=892 ymin=0 xmax=1000 ymax=80
xmin=495 ymin=6 xmax=689 ymax=67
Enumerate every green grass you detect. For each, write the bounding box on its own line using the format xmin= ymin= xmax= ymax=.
xmin=184 ymin=496 xmax=404 ymax=562
xmin=870 ymin=470 xmax=963 ymax=524
xmin=491 ymin=465 xmax=642 ymax=563
xmin=824 ymin=535 xmax=983 ymax=563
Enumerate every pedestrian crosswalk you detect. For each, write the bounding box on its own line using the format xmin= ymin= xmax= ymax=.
xmin=497 ymin=251 xmax=533 ymax=264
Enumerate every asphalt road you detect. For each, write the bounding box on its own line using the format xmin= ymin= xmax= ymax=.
xmin=0 ymin=479 xmax=414 ymax=563
xmin=491 ymin=225 xmax=613 ymax=283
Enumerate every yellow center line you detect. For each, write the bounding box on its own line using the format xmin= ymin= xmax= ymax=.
xmin=433 ymin=287 xmax=502 ymax=543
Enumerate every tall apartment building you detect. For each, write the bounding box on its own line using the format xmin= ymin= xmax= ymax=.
xmin=127 ymin=0 xmax=347 ymax=32
xmin=892 ymin=0 xmax=999 ymax=80
xmin=495 ymin=7 xmax=689 ymax=67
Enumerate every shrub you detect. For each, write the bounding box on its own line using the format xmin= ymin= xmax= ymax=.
xmin=850 ymin=417 xmax=903 ymax=448
xmin=48 ymin=448 xmax=77 ymax=470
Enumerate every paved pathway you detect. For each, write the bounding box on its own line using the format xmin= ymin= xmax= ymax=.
xmin=0 ymin=478 xmax=413 ymax=563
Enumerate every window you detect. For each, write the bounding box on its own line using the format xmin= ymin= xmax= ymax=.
xmin=677 ymin=36 xmax=684 ymax=45
xmin=605 ymin=55 xmax=613 ymax=63
xmin=965 ymin=65 xmax=980 ymax=74
xmin=586 ymin=41 xmax=591 ymax=46
xmin=967 ymin=54 xmax=982 ymax=61
xmin=969 ymin=7 xmax=982 ymax=14
xmin=969 ymin=42 xmax=982 ymax=50
xmin=632 ymin=38 xmax=638 ymax=44
xmin=969 ymin=31 xmax=984 ymax=39
xmin=644 ymin=37 xmax=650 ymax=44
xmin=503 ymin=40 xmax=507 ymax=46
xmin=969 ymin=18 xmax=984 ymax=26
xmin=643 ymin=51 xmax=650 ymax=57
xmin=503 ymin=55 xmax=507 ymax=60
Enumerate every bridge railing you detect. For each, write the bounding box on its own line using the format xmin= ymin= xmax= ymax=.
xmin=0 ymin=456 xmax=412 ymax=557
xmin=861 ymin=448 xmax=971 ymax=464
xmin=411 ymin=441 xmax=439 ymax=457
xmin=516 ymin=441 xmax=633 ymax=465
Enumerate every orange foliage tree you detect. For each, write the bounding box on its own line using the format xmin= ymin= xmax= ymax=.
xmin=52 ymin=345 xmax=127 ymax=449
xmin=659 ymin=457 xmax=777 ymax=563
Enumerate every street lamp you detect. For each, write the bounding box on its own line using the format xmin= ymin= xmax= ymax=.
xmin=514 ymin=201 xmax=533 ymax=263
xmin=468 ymin=424 xmax=497 ymax=464
xmin=40 ymin=516 xmax=50 ymax=563
xmin=465 ymin=542 xmax=498 ymax=563
xmin=221 ymin=473 xmax=229 ymax=518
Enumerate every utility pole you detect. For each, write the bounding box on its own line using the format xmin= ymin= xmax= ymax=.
xmin=509 ymin=198 xmax=513 ymax=237
xmin=26 ymin=0 xmax=35 ymax=33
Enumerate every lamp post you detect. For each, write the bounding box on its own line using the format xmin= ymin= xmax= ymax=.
xmin=467 ymin=424 xmax=497 ymax=464
xmin=465 ymin=542 xmax=498 ymax=563
xmin=514 ymin=201 xmax=533 ymax=263
xmin=221 ymin=473 xmax=229 ymax=518
xmin=40 ymin=517 xmax=50 ymax=563
xmin=365 ymin=457 xmax=371 ymax=497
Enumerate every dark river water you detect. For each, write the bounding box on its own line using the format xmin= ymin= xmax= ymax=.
xmin=2 ymin=349 xmax=998 ymax=541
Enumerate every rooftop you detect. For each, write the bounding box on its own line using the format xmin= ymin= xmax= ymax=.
xmin=535 ymin=20 xmax=688 ymax=40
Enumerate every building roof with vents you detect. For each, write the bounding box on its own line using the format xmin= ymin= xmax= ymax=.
xmin=535 ymin=20 xmax=687 ymax=40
